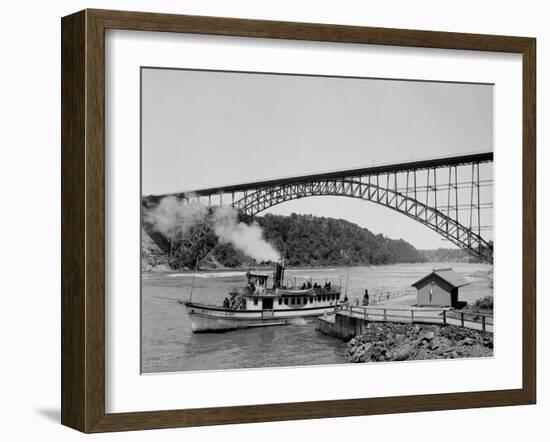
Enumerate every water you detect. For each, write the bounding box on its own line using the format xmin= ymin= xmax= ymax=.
xmin=141 ymin=262 xmax=492 ymax=373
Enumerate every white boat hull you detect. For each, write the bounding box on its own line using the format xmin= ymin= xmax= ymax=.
xmin=184 ymin=302 xmax=335 ymax=333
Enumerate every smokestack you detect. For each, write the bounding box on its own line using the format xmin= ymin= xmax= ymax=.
xmin=273 ymin=259 xmax=285 ymax=289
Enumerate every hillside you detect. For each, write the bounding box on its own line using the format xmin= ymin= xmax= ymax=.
xmin=142 ymin=213 xmax=427 ymax=270
xmin=141 ymin=228 xmax=170 ymax=271
xmin=419 ymin=248 xmax=481 ymax=263
xmin=255 ymin=213 xmax=425 ymax=267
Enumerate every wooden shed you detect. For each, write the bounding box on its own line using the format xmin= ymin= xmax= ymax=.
xmin=412 ymin=268 xmax=470 ymax=308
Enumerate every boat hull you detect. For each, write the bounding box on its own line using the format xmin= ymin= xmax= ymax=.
xmin=184 ymin=302 xmax=335 ymax=333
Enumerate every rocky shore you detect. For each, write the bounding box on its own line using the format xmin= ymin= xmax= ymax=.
xmin=345 ymin=322 xmax=493 ymax=363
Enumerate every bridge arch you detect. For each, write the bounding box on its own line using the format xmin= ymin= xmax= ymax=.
xmin=233 ymin=178 xmax=491 ymax=257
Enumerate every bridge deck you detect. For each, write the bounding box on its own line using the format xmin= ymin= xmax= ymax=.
xmin=164 ymin=151 xmax=493 ymax=197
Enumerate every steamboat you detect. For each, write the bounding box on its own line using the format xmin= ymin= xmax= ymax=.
xmin=183 ymin=262 xmax=343 ymax=332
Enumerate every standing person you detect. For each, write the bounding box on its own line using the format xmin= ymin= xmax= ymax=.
xmin=363 ymin=289 xmax=370 ymax=306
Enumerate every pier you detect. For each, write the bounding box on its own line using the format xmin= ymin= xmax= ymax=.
xmin=318 ymin=304 xmax=493 ymax=341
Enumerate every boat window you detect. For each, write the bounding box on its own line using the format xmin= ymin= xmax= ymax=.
xmin=284 ymin=298 xmax=288 ymax=305
xmin=317 ymin=295 xmax=321 ymax=302
xmin=337 ymin=294 xmax=340 ymax=300
xmin=254 ymin=298 xmax=258 ymax=306
xmin=309 ymin=297 xmax=313 ymax=304
xmin=278 ymin=298 xmax=282 ymax=305
xmin=291 ymin=297 xmax=295 ymax=305
xmin=322 ymin=295 xmax=326 ymax=302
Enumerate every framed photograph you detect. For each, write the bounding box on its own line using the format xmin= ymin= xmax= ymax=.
xmin=61 ymin=9 xmax=536 ymax=432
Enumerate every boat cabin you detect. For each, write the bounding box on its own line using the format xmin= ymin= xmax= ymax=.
xmin=245 ymin=271 xmax=270 ymax=295
xmin=228 ymin=266 xmax=342 ymax=312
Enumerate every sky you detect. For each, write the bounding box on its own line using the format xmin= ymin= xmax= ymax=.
xmin=141 ymin=68 xmax=493 ymax=249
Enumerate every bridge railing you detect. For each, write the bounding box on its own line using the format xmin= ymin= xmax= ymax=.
xmin=333 ymin=304 xmax=493 ymax=332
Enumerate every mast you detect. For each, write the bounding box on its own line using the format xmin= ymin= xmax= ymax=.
xmin=188 ymin=257 xmax=199 ymax=302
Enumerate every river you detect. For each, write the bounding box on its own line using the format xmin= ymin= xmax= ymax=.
xmin=141 ymin=262 xmax=492 ymax=373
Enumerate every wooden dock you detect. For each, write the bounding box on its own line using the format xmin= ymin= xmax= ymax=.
xmin=318 ymin=304 xmax=493 ymax=340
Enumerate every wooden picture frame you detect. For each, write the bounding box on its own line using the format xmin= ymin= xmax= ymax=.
xmin=61 ymin=9 xmax=536 ymax=433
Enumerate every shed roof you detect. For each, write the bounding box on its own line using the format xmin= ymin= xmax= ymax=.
xmin=412 ymin=268 xmax=470 ymax=289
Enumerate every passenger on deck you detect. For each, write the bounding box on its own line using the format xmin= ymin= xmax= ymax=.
xmin=223 ymin=297 xmax=230 ymax=308
xmin=307 ymin=281 xmax=312 ymax=289
xmin=301 ymin=283 xmax=307 ymax=290
xmin=343 ymin=294 xmax=348 ymax=303
xmin=363 ymin=289 xmax=370 ymax=306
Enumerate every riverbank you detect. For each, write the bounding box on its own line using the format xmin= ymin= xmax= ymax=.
xmin=345 ymin=322 xmax=493 ymax=363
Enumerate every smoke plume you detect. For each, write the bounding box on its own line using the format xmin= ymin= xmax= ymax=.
xmin=212 ymin=205 xmax=280 ymax=263
xmin=144 ymin=196 xmax=280 ymax=263
xmin=144 ymin=196 xmax=207 ymax=238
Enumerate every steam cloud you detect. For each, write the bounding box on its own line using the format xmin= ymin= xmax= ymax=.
xmin=145 ymin=196 xmax=280 ymax=263
xmin=212 ymin=205 xmax=280 ymax=263
xmin=145 ymin=196 xmax=208 ymax=238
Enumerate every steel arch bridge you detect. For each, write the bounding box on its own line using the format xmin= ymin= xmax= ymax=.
xmin=143 ymin=152 xmax=494 ymax=269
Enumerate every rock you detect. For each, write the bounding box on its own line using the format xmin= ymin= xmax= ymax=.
xmin=351 ymin=343 xmax=373 ymax=362
xmin=344 ymin=321 xmax=493 ymax=364
xmin=371 ymin=343 xmax=387 ymax=359
xmin=435 ymin=343 xmax=452 ymax=355
xmin=419 ymin=330 xmax=435 ymax=342
xmin=392 ymin=344 xmax=416 ymax=361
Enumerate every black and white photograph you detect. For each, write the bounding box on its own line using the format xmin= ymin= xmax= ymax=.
xmin=140 ymin=67 xmax=494 ymax=374
xmin=1 ymin=0 xmax=544 ymax=438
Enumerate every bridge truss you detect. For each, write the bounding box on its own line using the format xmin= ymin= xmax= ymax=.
xmin=156 ymin=152 xmax=493 ymax=269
